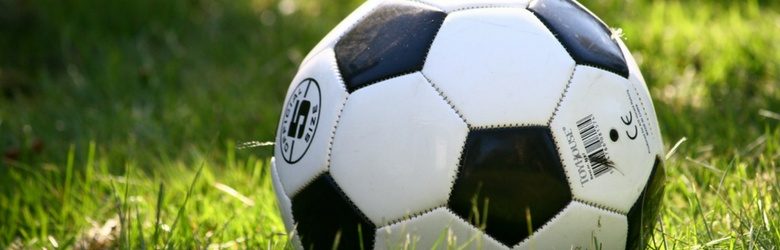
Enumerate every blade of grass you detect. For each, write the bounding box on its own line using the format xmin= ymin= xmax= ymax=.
xmin=525 ymin=206 xmax=533 ymax=238
xmin=122 ymin=163 xmax=131 ymax=249
xmin=163 ymin=161 xmax=205 ymax=249
xmin=658 ymin=216 xmax=668 ymax=250
xmin=135 ymin=204 xmax=146 ymax=250
xmin=83 ymin=141 xmax=96 ymax=194
xmin=152 ymin=182 xmax=165 ymax=248
xmin=59 ymin=144 xmax=76 ymax=225
xmin=690 ymin=182 xmax=714 ymax=241
xmin=330 ymin=230 xmax=341 ymax=250
xmin=357 ymin=224 xmax=364 ymax=250
xmin=665 ymin=137 xmax=687 ymax=160
xmin=109 ymin=179 xmax=127 ymax=250
xmin=205 ymin=213 xmax=236 ymax=248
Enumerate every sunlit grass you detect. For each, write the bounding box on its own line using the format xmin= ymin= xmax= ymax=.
xmin=1 ymin=0 xmax=778 ymax=248
xmin=2 ymin=141 xmax=288 ymax=248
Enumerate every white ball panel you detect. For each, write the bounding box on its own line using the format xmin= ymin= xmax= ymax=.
xmin=374 ymin=207 xmax=508 ymax=250
xmin=514 ymin=201 xmax=627 ymax=249
xmin=271 ymin=158 xmax=295 ymax=233
xmin=300 ymin=0 xmax=384 ymax=65
xmin=330 ymin=73 xmax=468 ymax=226
xmin=617 ymin=39 xmax=665 ymax=156
xmin=274 ymin=49 xmax=348 ymax=197
xmin=271 ymin=158 xmax=303 ymax=250
xmin=423 ymin=8 xmax=575 ymax=127
xmin=416 ymin=0 xmax=529 ymax=12
xmin=549 ymin=65 xmax=657 ymax=212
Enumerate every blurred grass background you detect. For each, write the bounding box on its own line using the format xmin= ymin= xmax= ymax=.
xmin=0 ymin=0 xmax=778 ymax=248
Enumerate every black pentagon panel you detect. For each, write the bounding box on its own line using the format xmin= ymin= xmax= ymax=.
xmin=291 ymin=173 xmax=375 ymax=249
xmin=448 ymin=126 xmax=572 ymax=247
xmin=335 ymin=4 xmax=446 ymax=93
xmin=626 ymin=157 xmax=666 ymax=250
xmin=528 ymin=0 xmax=629 ymax=78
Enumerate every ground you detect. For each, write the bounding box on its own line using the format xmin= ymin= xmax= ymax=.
xmin=0 ymin=0 xmax=778 ymax=248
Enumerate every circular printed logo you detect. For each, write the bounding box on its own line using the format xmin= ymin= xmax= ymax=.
xmin=279 ymin=78 xmax=322 ymax=164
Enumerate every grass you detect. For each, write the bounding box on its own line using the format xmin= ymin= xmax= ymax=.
xmin=0 ymin=0 xmax=778 ymax=248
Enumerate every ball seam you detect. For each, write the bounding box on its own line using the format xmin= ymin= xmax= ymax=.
xmin=470 ymin=123 xmax=545 ymax=130
xmin=572 ymin=197 xmax=627 ymax=215
xmin=302 ymin=1 xmax=382 ymax=66
xmin=348 ymin=70 xmax=421 ymax=93
xmin=419 ymin=71 xmax=470 ymax=128
xmin=449 ymin=4 xmax=529 ymax=13
xmin=511 ymin=200 xmax=574 ymax=248
xmin=403 ymin=0 xmax=443 ymax=10
xmin=443 ymin=207 xmax=508 ymax=249
xmin=380 ymin=205 xmax=445 ymax=229
xmin=419 ymin=71 xmax=471 ymax=208
xmin=547 ymin=66 xmax=577 ymax=212
xmin=323 ymin=173 xmax=378 ymax=245
xmin=287 ymin=50 xmax=349 ymax=198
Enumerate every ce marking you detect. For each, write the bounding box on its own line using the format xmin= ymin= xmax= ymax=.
xmin=621 ymin=111 xmax=638 ymax=140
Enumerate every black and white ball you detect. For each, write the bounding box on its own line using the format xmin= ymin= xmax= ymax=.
xmin=272 ymin=0 xmax=665 ymax=249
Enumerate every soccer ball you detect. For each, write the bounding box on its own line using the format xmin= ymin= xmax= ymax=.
xmin=272 ymin=0 xmax=665 ymax=249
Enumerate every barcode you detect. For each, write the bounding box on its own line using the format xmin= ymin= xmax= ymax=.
xmin=576 ymin=115 xmax=611 ymax=178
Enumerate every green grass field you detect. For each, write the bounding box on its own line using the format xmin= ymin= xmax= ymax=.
xmin=1 ymin=0 xmax=778 ymax=248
